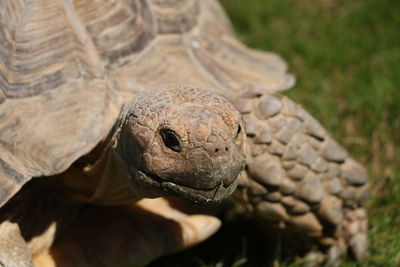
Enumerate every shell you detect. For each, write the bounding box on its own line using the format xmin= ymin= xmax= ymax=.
xmin=0 ymin=0 xmax=294 ymax=207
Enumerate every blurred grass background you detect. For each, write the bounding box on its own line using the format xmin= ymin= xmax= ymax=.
xmin=151 ymin=0 xmax=400 ymax=266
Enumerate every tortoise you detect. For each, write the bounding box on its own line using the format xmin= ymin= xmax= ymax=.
xmin=0 ymin=0 xmax=369 ymax=266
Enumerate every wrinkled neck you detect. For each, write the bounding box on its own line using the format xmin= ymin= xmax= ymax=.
xmin=80 ymin=107 xmax=144 ymax=205
xmin=51 ymin=111 xmax=149 ymax=205
xmin=51 ymin=145 xmax=143 ymax=205
xmin=86 ymin=146 xmax=144 ymax=205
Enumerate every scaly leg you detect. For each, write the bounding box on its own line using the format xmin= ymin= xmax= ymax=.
xmin=0 ymin=181 xmax=81 ymax=267
xmin=0 ymin=221 xmax=33 ymax=267
xmin=232 ymin=93 xmax=369 ymax=264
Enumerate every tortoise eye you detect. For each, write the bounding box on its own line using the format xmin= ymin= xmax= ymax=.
xmin=236 ymin=124 xmax=242 ymax=137
xmin=160 ymin=129 xmax=182 ymax=152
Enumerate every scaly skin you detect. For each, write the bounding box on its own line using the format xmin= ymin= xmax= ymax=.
xmin=232 ymin=93 xmax=369 ymax=263
xmin=0 ymin=221 xmax=33 ymax=267
xmin=107 ymin=84 xmax=246 ymax=204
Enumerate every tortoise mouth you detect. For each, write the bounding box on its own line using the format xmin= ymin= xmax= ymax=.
xmin=136 ymin=170 xmax=239 ymax=204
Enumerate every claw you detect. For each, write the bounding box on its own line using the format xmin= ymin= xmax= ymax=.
xmin=350 ymin=233 xmax=368 ymax=261
xmin=180 ymin=215 xmax=221 ymax=248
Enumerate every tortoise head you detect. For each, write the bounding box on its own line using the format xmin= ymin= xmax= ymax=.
xmin=116 ymin=85 xmax=246 ymax=204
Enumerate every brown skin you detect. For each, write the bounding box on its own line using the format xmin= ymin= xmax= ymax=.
xmin=116 ymin=85 xmax=246 ymax=203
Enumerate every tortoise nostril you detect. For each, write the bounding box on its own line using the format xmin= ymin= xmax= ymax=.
xmin=210 ymin=145 xmax=231 ymax=157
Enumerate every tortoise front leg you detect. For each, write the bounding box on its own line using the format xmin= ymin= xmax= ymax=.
xmin=232 ymin=93 xmax=369 ymax=264
xmin=0 ymin=221 xmax=33 ymax=267
xmin=33 ymin=198 xmax=220 ymax=267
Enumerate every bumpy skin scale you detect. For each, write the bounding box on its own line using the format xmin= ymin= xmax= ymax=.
xmin=0 ymin=221 xmax=33 ymax=267
xmin=233 ymin=94 xmax=369 ymax=262
xmin=0 ymin=0 xmax=368 ymax=266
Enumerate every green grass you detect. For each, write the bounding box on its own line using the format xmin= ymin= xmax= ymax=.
xmin=151 ymin=0 xmax=400 ymax=266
